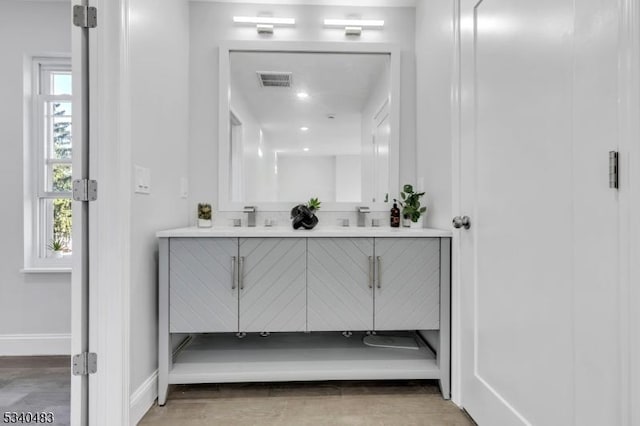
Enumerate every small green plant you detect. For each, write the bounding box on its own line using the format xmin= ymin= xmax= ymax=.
xmin=198 ymin=203 xmax=212 ymax=220
xmin=307 ymin=197 xmax=321 ymax=212
xmin=397 ymin=184 xmax=426 ymax=222
xmin=47 ymin=237 xmax=66 ymax=252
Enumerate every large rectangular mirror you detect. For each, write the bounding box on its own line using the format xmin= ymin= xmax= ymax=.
xmin=218 ymin=42 xmax=400 ymax=211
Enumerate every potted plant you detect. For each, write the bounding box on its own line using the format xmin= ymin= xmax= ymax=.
xmin=397 ymin=184 xmax=427 ymax=228
xmin=47 ymin=237 xmax=67 ymax=259
xmin=291 ymin=197 xmax=321 ymax=230
xmin=197 ymin=203 xmax=213 ymax=228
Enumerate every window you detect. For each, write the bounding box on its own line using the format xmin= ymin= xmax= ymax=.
xmin=25 ymin=58 xmax=73 ymax=268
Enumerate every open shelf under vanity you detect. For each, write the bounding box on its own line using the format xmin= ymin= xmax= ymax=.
xmin=169 ymin=331 xmax=440 ymax=385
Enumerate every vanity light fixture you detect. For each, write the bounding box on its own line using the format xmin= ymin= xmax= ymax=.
xmin=296 ymin=91 xmax=309 ymax=99
xmin=323 ymin=19 xmax=384 ymax=36
xmin=233 ymin=16 xmax=296 ymax=34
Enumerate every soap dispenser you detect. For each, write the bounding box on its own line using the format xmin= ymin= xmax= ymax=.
xmin=390 ymin=200 xmax=401 ymax=228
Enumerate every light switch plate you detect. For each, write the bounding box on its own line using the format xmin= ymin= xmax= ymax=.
xmin=134 ymin=165 xmax=151 ymax=194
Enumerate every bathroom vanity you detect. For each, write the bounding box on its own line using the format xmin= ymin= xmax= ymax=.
xmin=157 ymin=227 xmax=452 ymax=405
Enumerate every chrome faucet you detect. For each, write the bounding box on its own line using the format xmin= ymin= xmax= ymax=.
xmin=357 ymin=206 xmax=370 ymax=227
xmin=244 ymin=206 xmax=256 ymax=227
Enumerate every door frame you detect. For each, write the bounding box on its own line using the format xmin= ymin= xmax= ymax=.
xmin=618 ymin=0 xmax=640 ymax=423
xmin=70 ymin=0 xmax=90 ymax=423
xmin=450 ymin=0 xmax=462 ymax=406
xmin=77 ymin=0 xmax=132 ymax=424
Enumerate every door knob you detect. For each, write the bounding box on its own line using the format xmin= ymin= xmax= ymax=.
xmin=452 ymin=216 xmax=471 ymax=230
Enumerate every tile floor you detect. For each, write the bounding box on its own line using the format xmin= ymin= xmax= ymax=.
xmin=0 ymin=356 xmax=70 ymax=426
xmin=141 ymin=381 xmax=475 ymax=426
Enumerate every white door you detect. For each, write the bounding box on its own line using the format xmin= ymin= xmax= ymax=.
xmin=457 ymin=0 xmax=621 ymax=424
xmin=307 ymin=238 xmax=374 ymax=331
xmin=239 ymin=238 xmax=306 ymax=332
xmin=374 ymin=238 xmax=440 ymax=331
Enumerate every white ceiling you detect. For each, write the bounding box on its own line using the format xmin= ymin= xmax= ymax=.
xmin=230 ymin=51 xmax=388 ymax=156
xmin=194 ymin=0 xmax=416 ymax=7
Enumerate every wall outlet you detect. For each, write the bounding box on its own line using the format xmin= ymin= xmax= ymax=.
xmin=134 ymin=165 xmax=151 ymax=194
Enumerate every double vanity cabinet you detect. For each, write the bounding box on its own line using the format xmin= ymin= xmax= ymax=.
xmin=157 ymin=227 xmax=451 ymax=405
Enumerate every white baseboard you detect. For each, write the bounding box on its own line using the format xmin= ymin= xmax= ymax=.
xmin=130 ymin=370 xmax=158 ymax=426
xmin=0 ymin=333 xmax=71 ymax=356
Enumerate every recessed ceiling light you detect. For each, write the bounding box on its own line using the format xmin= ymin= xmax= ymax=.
xmin=303 ymin=148 xmax=310 ymax=152
xmin=297 ymin=92 xmax=309 ymax=99
xmin=300 ymin=126 xmax=309 ymax=131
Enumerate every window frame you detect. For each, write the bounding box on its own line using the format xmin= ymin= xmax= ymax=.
xmin=24 ymin=56 xmax=73 ymax=270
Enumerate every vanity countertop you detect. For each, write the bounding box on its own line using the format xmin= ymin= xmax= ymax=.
xmin=157 ymin=226 xmax=452 ymax=238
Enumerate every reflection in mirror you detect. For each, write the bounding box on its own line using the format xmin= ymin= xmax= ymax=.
xmin=228 ymin=51 xmax=390 ymax=204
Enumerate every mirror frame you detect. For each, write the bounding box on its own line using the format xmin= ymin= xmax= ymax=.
xmin=218 ymin=41 xmax=400 ymax=212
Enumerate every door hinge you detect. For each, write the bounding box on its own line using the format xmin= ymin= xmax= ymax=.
xmin=609 ymin=151 xmax=619 ymax=189
xmin=72 ymin=352 xmax=97 ymax=376
xmin=73 ymin=179 xmax=98 ymax=201
xmin=73 ymin=5 xmax=97 ymax=29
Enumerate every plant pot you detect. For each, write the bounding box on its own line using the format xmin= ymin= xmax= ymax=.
xmin=402 ymin=218 xmax=411 ymax=228
xmin=410 ymin=217 xmax=424 ymax=229
xmin=198 ymin=218 xmax=212 ymax=228
xmin=52 ymin=250 xmax=63 ymax=259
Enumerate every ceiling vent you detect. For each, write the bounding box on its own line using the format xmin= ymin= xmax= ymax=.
xmin=257 ymin=71 xmax=292 ymax=88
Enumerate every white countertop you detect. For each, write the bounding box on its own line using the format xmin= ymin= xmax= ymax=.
xmin=157 ymin=226 xmax=452 ymax=238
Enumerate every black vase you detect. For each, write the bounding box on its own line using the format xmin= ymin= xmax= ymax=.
xmin=290 ymin=205 xmax=319 ymax=230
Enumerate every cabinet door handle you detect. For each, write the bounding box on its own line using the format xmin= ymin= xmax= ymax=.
xmin=368 ymin=256 xmax=374 ymax=289
xmin=239 ymin=256 xmax=245 ymax=290
xmin=231 ymin=256 xmax=237 ymax=290
xmin=376 ymin=256 xmax=382 ymax=289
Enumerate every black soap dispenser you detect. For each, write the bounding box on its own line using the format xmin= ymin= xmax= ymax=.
xmin=390 ymin=200 xmax=401 ymax=228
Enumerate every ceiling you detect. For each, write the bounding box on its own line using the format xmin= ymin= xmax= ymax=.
xmin=196 ymin=0 xmax=415 ymax=7
xmin=229 ymin=51 xmax=389 ymax=156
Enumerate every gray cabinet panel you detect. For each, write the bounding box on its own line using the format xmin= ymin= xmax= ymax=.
xmin=374 ymin=238 xmax=440 ymax=330
xmin=239 ymin=238 xmax=306 ymax=332
xmin=169 ymin=238 xmax=238 ymax=332
xmin=307 ymin=238 xmax=374 ymax=331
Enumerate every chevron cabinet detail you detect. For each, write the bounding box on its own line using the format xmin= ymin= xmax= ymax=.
xmin=169 ymin=238 xmax=238 ymax=333
xmin=308 ymin=238 xmax=375 ymax=331
xmin=374 ymin=238 xmax=440 ymax=330
xmin=239 ymin=238 xmax=306 ymax=332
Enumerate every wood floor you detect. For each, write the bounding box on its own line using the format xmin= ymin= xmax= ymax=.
xmin=0 ymin=356 xmax=70 ymax=426
xmin=0 ymin=357 xmax=474 ymax=425
xmin=141 ymin=381 xmax=475 ymax=426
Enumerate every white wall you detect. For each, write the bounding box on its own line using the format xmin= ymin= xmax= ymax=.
xmin=278 ymin=155 xmax=336 ymax=202
xmin=0 ymin=0 xmax=71 ymax=355
xmin=189 ymin=1 xmax=416 ymax=217
xmin=415 ymin=0 xmax=454 ymax=229
xmin=230 ymin=88 xmax=278 ymax=202
xmin=128 ymin=0 xmax=191 ymax=399
xmin=336 ymin=155 xmax=361 ymax=202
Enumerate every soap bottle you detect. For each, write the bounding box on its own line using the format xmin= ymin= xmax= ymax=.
xmin=390 ymin=201 xmax=400 ymax=228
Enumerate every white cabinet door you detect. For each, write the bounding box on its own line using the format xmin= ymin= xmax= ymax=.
xmin=374 ymin=238 xmax=440 ymax=331
xmin=169 ymin=238 xmax=238 ymax=332
xmin=239 ymin=238 xmax=306 ymax=332
xmin=307 ymin=238 xmax=374 ymax=331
